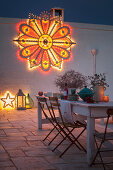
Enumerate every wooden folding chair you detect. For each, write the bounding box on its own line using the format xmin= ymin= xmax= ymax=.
xmin=90 ymin=108 xmax=113 ymax=170
xmin=37 ymin=96 xmax=64 ymax=145
xmin=49 ymin=96 xmax=87 ymax=157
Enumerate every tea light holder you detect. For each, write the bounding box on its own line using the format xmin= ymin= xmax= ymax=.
xmin=103 ymin=96 xmax=109 ymax=102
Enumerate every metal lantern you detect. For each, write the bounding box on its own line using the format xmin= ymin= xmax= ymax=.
xmin=15 ymin=89 xmax=26 ymax=110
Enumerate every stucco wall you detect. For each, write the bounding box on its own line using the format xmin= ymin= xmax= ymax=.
xmin=0 ymin=17 xmax=113 ymax=108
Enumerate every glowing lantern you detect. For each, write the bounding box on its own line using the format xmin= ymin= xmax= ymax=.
xmin=103 ymin=96 xmax=109 ymax=102
xmin=26 ymin=93 xmax=34 ymax=109
xmin=15 ymin=89 xmax=26 ymax=110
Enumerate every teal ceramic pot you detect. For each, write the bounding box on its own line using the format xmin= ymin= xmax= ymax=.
xmin=78 ymin=86 xmax=94 ymax=101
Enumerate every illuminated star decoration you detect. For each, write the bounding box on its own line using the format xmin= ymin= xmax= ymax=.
xmin=1 ymin=92 xmax=15 ymax=109
xmin=14 ymin=11 xmax=76 ymax=72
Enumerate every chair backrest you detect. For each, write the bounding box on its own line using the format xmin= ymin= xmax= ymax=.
xmin=37 ymin=96 xmax=54 ymax=120
xmin=44 ymin=92 xmax=52 ymax=97
xmin=49 ymin=97 xmax=65 ymax=124
xmin=103 ymin=108 xmax=113 ymax=140
xmin=53 ymin=93 xmax=61 ymax=98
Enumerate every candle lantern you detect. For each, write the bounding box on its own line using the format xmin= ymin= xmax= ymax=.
xmin=103 ymin=96 xmax=109 ymax=102
xmin=15 ymin=89 xmax=26 ymax=110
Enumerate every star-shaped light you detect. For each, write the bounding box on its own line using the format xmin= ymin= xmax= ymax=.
xmin=1 ymin=92 xmax=15 ymax=109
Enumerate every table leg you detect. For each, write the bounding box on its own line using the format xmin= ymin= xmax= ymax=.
xmin=101 ymin=118 xmax=105 ymax=124
xmin=87 ymin=117 xmax=95 ymax=165
xmin=37 ymin=101 xmax=42 ymax=129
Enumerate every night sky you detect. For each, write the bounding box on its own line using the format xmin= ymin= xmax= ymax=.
xmin=0 ymin=0 xmax=113 ymax=26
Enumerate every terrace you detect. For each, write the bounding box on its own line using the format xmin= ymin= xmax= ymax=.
xmin=0 ymin=7 xmax=113 ymax=170
xmin=0 ymin=108 xmax=113 ymax=170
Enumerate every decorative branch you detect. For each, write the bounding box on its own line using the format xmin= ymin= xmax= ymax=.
xmin=55 ymin=70 xmax=88 ymax=91
xmin=88 ymin=73 xmax=109 ymax=89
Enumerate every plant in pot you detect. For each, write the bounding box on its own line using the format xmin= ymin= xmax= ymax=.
xmin=88 ymin=73 xmax=109 ymax=102
xmin=54 ymin=70 xmax=88 ymax=100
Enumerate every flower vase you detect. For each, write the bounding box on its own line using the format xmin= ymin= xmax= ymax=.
xmin=26 ymin=93 xmax=34 ymax=109
xmin=93 ymin=85 xmax=105 ymax=102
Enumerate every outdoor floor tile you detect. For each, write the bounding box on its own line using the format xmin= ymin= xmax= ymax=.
xmin=4 ymin=132 xmax=28 ymax=137
xmin=0 ymin=129 xmax=6 ymax=135
xmin=26 ymin=135 xmax=45 ymax=141
xmin=11 ymin=157 xmax=55 ymax=170
xmin=52 ymin=163 xmax=102 ymax=170
xmin=0 ymin=108 xmax=113 ymax=170
xmin=0 ymin=125 xmax=13 ymax=129
xmin=0 ymin=161 xmax=14 ymax=167
xmin=0 ymin=152 xmax=9 ymax=161
xmin=0 ymin=144 xmax=5 ymax=153
xmin=4 ymin=128 xmax=21 ymax=133
xmin=7 ymin=149 xmax=26 ymax=157
xmin=22 ymin=146 xmax=55 ymax=157
xmin=0 ymin=136 xmax=26 ymax=141
xmin=0 ymin=167 xmax=17 ymax=170
xmin=44 ymin=155 xmax=67 ymax=164
xmin=27 ymin=140 xmax=46 ymax=147
xmin=1 ymin=141 xmax=28 ymax=150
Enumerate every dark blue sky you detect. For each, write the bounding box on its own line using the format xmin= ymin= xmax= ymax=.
xmin=1 ymin=0 xmax=113 ymax=26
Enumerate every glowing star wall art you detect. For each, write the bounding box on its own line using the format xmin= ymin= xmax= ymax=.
xmin=0 ymin=91 xmax=15 ymax=109
xmin=14 ymin=12 xmax=76 ymax=72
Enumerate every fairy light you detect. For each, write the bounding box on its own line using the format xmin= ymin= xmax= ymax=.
xmin=14 ymin=10 xmax=76 ymax=72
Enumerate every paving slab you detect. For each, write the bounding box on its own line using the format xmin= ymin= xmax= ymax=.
xmin=11 ymin=157 xmax=55 ymax=170
xmin=7 ymin=149 xmax=26 ymax=157
xmin=0 ymin=108 xmax=113 ymax=170
xmin=1 ymin=140 xmax=29 ymax=150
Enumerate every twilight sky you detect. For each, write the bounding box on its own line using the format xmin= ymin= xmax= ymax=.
xmin=0 ymin=0 xmax=113 ymax=26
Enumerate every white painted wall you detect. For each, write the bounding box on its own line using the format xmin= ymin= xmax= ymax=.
xmin=0 ymin=17 xmax=113 ymax=107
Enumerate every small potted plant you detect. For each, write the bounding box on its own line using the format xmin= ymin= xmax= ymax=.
xmin=88 ymin=73 xmax=109 ymax=102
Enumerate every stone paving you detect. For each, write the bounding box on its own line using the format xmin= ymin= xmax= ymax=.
xmin=0 ymin=108 xmax=113 ymax=170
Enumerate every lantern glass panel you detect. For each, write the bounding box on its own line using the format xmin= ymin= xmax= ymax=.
xmin=22 ymin=96 xmax=26 ymax=107
xmin=18 ymin=96 xmax=23 ymax=108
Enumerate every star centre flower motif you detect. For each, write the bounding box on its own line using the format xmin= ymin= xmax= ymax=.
xmin=39 ymin=34 xmax=53 ymax=50
xmin=14 ymin=11 xmax=76 ymax=72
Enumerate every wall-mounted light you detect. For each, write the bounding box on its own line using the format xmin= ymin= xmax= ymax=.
xmin=14 ymin=10 xmax=76 ymax=73
xmin=91 ymin=49 xmax=97 ymax=75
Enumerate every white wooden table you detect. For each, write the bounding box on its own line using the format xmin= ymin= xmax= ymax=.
xmin=36 ymin=97 xmax=113 ymax=165
xmin=72 ymin=101 xmax=113 ymax=165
